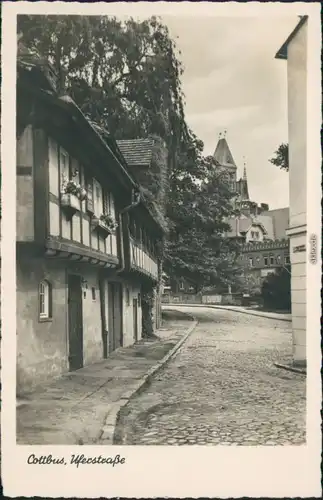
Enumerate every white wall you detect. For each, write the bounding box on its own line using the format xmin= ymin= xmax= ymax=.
xmin=287 ymin=22 xmax=307 ymax=230
xmin=286 ymin=20 xmax=307 ymax=365
xmin=16 ymin=126 xmax=34 ymax=241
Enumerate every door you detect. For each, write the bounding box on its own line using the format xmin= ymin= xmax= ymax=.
xmin=108 ymin=283 xmax=115 ymax=353
xmin=114 ymin=283 xmax=123 ymax=349
xmin=133 ymin=298 xmax=138 ymax=342
xmin=68 ymin=274 xmax=83 ymax=371
xmin=99 ymin=277 xmax=108 ymax=359
xmin=108 ymin=282 xmax=123 ymax=352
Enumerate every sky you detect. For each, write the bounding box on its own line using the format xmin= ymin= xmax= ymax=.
xmin=160 ymin=15 xmax=299 ymax=210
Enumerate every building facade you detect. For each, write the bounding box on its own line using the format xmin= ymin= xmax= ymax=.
xmin=16 ymin=56 xmax=163 ymax=393
xmin=238 ymin=239 xmax=290 ymax=295
xmin=276 ymin=16 xmax=308 ymax=366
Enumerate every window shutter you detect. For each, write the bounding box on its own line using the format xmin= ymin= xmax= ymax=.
xmin=86 ymin=177 xmax=94 ymax=213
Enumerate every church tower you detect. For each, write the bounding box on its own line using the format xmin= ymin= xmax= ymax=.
xmin=236 ymin=159 xmax=252 ymax=214
xmin=213 ymin=131 xmax=237 ymax=192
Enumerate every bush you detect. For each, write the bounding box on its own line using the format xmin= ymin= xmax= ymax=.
xmin=261 ymin=267 xmax=291 ymax=311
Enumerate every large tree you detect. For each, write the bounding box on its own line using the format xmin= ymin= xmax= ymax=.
xmin=18 ymin=14 xmax=239 ymax=290
xmin=165 ymin=154 xmax=241 ymax=291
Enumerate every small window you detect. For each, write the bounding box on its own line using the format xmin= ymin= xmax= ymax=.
xmin=285 ymin=255 xmax=290 ymax=264
xmin=126 ymin=288 xmax=130 ymax=306
xmin=270 ymin=256 xmax=275 ymax=266
xmin=39 ymin=280 xmax=52 ymax=320
xmin=179 ymin=280 xmax=184 ymax=291
xmin=91 ymin=287 xmax=96 ymax=301
xmin=249 ymin=257 xmax=253 ymax=267
xmin=264 ymin=256 xmax=269 ymax=266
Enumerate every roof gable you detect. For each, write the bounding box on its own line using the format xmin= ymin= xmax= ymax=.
xmin=275 ymin=16 xmax=308 ymax=60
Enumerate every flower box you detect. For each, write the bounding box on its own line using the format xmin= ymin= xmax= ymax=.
xmin=61 ymin=193 xmax=80 ymax=219
xmin=91 ymin=214 xmax=118 ymax=237
xmin=91 ymin=217 xmax=113 ymax=237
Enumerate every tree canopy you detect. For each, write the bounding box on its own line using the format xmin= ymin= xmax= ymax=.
xmin=269 ymin=143 xmax=289 ymax=171
xmin=18 ymin=14 xmax=240 ymax=290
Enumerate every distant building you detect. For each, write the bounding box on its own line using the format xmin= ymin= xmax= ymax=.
xmin=276 ymin=16 xmax=308 ymax=367
xmin=213 ymin=136 xmax=290 ymax=295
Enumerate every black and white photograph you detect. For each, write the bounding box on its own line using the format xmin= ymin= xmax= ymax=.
xmin=1 ymin=1 xmax=321 ymax=498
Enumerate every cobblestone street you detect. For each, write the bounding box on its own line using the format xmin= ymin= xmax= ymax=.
xmin=115 ymin=307 xmax=306 ymax=446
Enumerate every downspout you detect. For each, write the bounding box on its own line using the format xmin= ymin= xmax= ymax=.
xmin=117 ymin=189 xmax=141 ymax=274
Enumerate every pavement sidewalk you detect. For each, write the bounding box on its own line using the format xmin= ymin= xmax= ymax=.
xmin=163 ymin=304 xmax=292 ymax=322
xmin=16 ymin=310 xmax=197 ymax=445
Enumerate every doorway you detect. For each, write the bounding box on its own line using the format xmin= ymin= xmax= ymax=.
xmin=108 ymin=282 xmax=123 ymax=352
xmin=133 ymin=298 xmax=138 ymax=342
xmin=68 ymin=274 xmax=83 ymax=371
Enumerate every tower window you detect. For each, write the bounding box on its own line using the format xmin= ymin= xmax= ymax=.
xmin=270 ymin=256 xmax=275 ymax=266
xmin=264 ymin=256 xmax=269 ymax=266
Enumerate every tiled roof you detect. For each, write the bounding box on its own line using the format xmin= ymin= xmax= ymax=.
xmin=117 ymin=138 xmax=155 ymax=168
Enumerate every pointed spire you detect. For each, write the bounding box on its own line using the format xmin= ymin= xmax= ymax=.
xmin=213 ymin=132 xmax=236 ymax=168
xmin=240 ymin=157 xmax=249 ymax=201
xmin=243 ymin=157 xmax=247 ymax=181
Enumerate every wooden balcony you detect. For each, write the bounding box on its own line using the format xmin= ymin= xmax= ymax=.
xmin=130 ymin=238 xmax=158 ymax=281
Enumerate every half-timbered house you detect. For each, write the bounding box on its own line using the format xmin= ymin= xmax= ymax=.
xmin=16 ymin=56 xmax=163 ymax=393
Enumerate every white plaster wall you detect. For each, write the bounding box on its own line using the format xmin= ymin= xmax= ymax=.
xmin=286 ymin=21 xmax=307 ymax=365
xmin=48 ymin=137 xmax=59 ymax=197
xmin=78 ymin=267 xmax=103 ymax=366
xmin=16 ymin=126 xmax=34 ymax=241
xmin=289 ymin=231 xmax=307 ymax=364
xmin=287 ymin=22 xmax=307 ymax=230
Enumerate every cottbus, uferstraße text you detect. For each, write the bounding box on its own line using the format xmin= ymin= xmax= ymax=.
xmin=27 ymin=453 xmax=126 ymax=467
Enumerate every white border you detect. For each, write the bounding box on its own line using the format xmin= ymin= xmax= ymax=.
xmin=1 ymin=2 xmax=322 ymax=498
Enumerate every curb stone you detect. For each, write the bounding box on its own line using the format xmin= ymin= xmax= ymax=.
xmin=274 ymin=362 xmax=306 ymax=375
xmin=163 ymin=303 xmax=292 ymax=322
xmin=98 ymin=311 xmax=198 ymax=445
